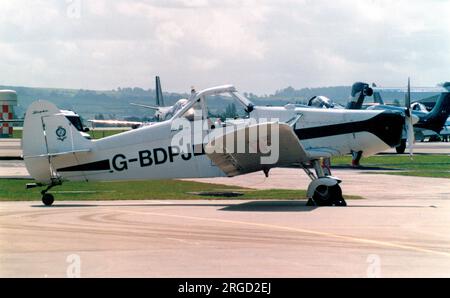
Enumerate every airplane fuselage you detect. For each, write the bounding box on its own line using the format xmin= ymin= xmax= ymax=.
xmin=25 ymin=105 xmax=403 ymax=184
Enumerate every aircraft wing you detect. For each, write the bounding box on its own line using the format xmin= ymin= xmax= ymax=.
xmin=130 ymin=103 xmax=161 ymax=110
xmin=88 ymin=119 xmax=143 ymax=126
xmin=205 ymin=122 xmax=313 ymax=177
xmin=372 ymin=87 xmax=449 ymax=93
xmin=0 ymin=119 xmax=24 ymax=123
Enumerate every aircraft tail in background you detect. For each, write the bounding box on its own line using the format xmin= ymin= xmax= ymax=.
xmin=415 ymin=85 xmax=450 ymax=133
xmin=372 ymin=83 xmax=385 ymax=105
xmin=156 ymin=76 xmax=164 ymax=107
xmin=347 ymin=82 xmax=374 ymax=110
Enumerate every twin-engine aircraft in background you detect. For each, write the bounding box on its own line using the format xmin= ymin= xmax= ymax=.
xmin=23 ymin=85 xmax=408 ymax=207
xmin=130 ymin=76 xmax=189 ymax=122
xmin=89 ymin=76 xmax=189 ymax=128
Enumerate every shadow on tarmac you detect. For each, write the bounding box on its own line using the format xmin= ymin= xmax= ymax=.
xmin=30 ymin=200 xmax=435 ymax=211
xmin=31 ymin=200 xmax=317 ymax=212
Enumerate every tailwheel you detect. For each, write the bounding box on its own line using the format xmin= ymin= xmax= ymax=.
xmin=42 ymin=193 xmax=55 ymax=206
xmin=37 ymin=180 xmax=61 ymax=206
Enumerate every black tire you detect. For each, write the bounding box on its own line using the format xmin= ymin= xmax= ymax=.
xmin=42 ymin=193 xmax=54 ymax=206
xmin=312 ymin=184 xmax=346 ymax=207
xmin=312 ymin=185 xmax=333 ymax=206
xmin=306 ymin=198 xmax=317 ymax=207
xmin=330 ymin=185 xmax=347 ymax=206
xmin=396 ymin=139 xmax=406 ymax=154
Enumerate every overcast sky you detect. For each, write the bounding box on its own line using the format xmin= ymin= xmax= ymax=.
xmin=0 ymin=0 xmax=449 ymax=94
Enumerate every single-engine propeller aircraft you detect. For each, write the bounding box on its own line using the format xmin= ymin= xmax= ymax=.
xmin=348 ymin=81 xmax=450 ymax=166
xmin=23 ymin=85 xmax=407 ymax=207
xmin=308 ymin=80 xmax=450 ymax=164
xmin=349 ymin=81 xmax=450 ymax=149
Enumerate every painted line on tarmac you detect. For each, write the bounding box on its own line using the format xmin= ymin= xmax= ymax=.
xmin=118 ymin=209 xmax=450 ymax=258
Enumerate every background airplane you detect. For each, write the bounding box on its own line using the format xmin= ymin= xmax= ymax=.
xmin=129 ymin=76 xmax=189 ymax=122
xmin=351 ymin=81 xmax=450 ymax=154
xmin=89 ymin=76 xmax=189 ymax=128
xmin=307 ymin=80 xmax=450 ymax=164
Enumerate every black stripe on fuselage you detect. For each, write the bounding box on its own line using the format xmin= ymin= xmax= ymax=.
xmin=57 ymin=159 xmax=111 ymax=172
xmin=56 ymin=112 xmax=403 ymax=173
xmin=294 ymin=111 xmax=404 ymax=147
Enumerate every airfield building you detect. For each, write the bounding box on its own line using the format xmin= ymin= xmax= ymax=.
xmin=0 ymin=90 xmax=18 ymax=138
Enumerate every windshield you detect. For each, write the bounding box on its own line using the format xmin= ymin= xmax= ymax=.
xmin=65 ymin=116 xmax=84 ymax=131
xmin=181 ymin=100 xmax=203 ymax=122
xmin=173 ymin=87 xmax=254 ymax=125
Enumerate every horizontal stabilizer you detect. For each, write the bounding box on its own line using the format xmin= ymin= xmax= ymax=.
xmin=130 ymin=103 xmax=161 ymax=111
xmin=24 ymin=148 xmax=91 ymax=159
xmin=0 ymin=119 xmax=24 ymax=123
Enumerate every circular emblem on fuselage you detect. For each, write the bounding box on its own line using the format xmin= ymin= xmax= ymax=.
xmin=56 ymin=126 xmax=67 ymax=141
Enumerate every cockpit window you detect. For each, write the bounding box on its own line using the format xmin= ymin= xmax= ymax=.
xmin=411 ymin=103 xmax=428 ymax=112
xmin=65 ymin=116 xmax=84 ymax=131
xmin=308 ymin=96 xmax=334 ymax=109
xmin=182 ymin=100 xmax=203 ymax=121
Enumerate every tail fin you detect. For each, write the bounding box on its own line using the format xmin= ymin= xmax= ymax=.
xmin=155 ymin=76 xmax=164 ymax=107
xmin=416 ymin=90 xmax=450 ymax=133
xmin=372 ymin=83 xmax=385 ymax=105
xmin=347 ymin=82 xmax=374 ymax=109
xmin=22 ymin=100 xmax=91 ymax=183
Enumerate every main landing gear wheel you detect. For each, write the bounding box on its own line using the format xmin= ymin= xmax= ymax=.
xmin=396 ymin=139 xmax=407 ymax=154
xmin=306 ymin=184 xmax=347 ymax=207
xmin=303 ymin=160 xmax=347 ymax=207
xmin=42 ymin=193 xmax=54 ymax=206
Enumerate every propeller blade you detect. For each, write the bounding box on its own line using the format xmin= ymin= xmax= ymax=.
xmin=405 ymin=78 xmax=415 ymax=158
xmin=406 ymin=77 xmax=411 ymax=109
xmin=407 ymin=118 xmax=415 ymax=158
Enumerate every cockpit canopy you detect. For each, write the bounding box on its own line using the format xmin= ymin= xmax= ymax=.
xmin=60 ymin=110 xmax=85 ymax=132
xmin=411 ymin=102 xmax=429 ymax=113
xmin=308 ymin=96 xmax=336 ymax=109
xmin=60 ymin=110 xmax=91 ymax=139
xmin=174 ymin=85 xmax=255 ymax=122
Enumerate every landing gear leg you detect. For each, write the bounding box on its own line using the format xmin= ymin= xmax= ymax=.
xmin=302 ymin=160 xmax=347 ymax=207
xmin=351 ymin=151 xmax=363 ymax=167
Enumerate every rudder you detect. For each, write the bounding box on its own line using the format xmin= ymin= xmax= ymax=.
xmin=22 ymin=100 xmax=91 ymax=183
xmin=419 ymin=92 xmax=450 ymax=133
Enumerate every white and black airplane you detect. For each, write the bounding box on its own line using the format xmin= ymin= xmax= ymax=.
xmin=308 ymin=80 xmax=450 ymax=165
xmin=22 ymin=85 xmax=407 ymax=207
xmin=349 ymin=81 xmax=450 ymax=160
